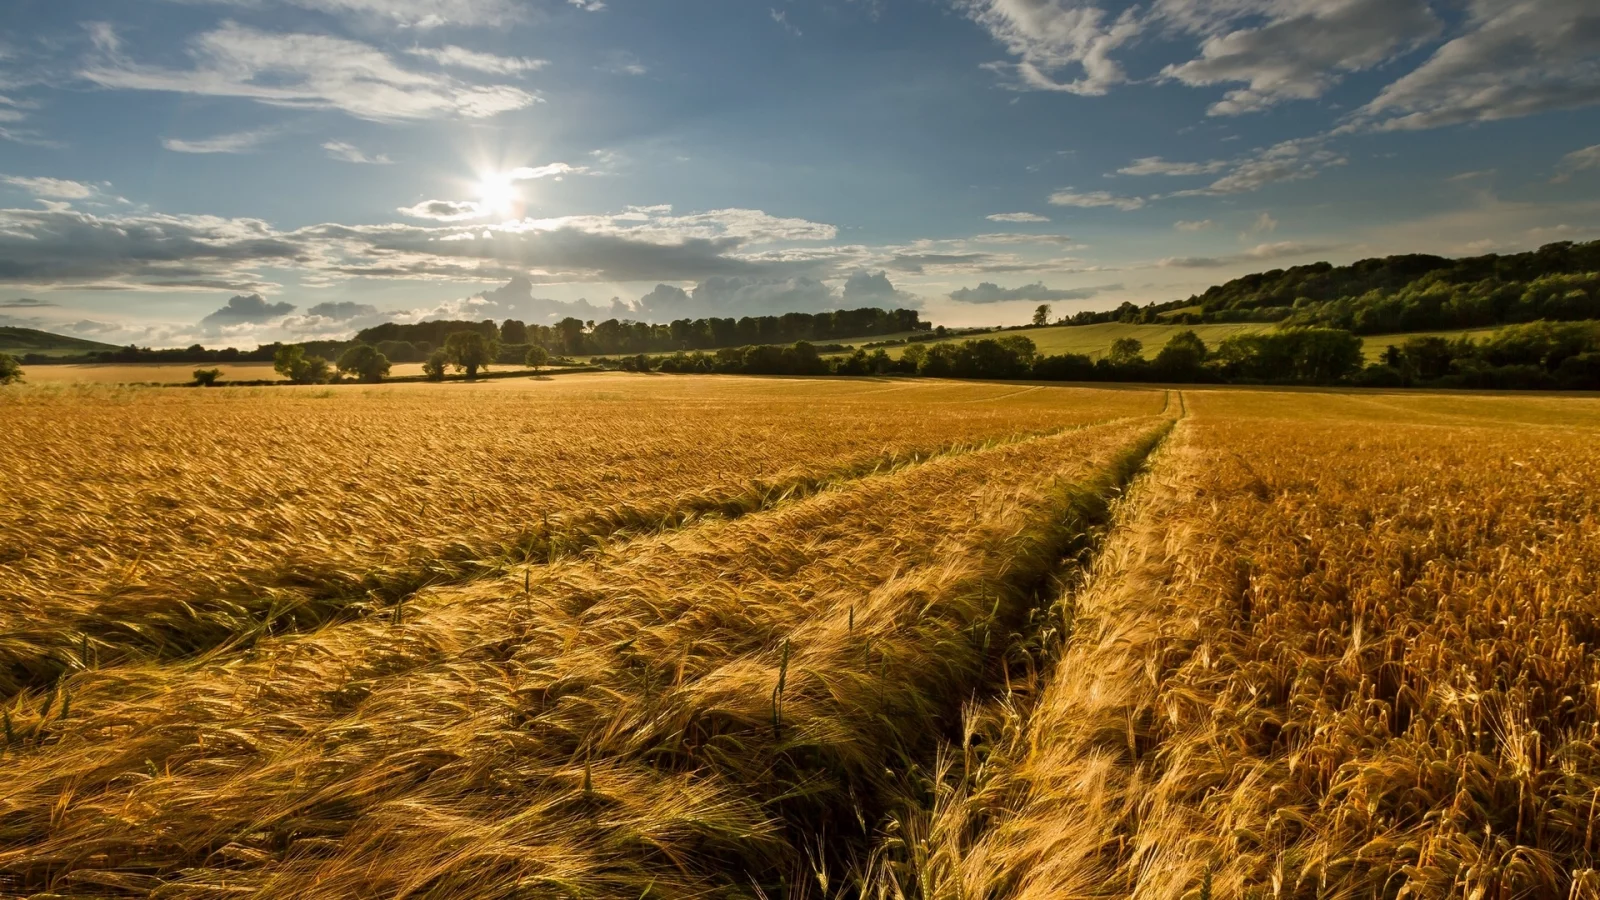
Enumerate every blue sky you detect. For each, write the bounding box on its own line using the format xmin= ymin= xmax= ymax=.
xmin=1 ymin=0 xmax=1597 ymax=347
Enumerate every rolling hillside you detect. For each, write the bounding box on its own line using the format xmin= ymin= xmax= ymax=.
xmin=0 ymin=327 xmax=122 ymax=358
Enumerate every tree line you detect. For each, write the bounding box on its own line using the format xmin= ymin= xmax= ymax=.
xmin=596 ymin=320 xmax=1600 ymax=390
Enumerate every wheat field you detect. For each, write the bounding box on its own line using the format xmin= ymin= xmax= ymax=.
xmin=3 ymin=374 xmax=1599 ymax=898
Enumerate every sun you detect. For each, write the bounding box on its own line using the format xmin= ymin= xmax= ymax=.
xmin=475 ymin=171 xmax=519 ymax=219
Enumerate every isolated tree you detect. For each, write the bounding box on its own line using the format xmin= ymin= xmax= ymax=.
xmin=444 ymin=330 xmax=499 ymax=379
xmin=1108 ymin=337 xmax=1144 ymax=366
xmin=1153 ymin=330 xmax=1207 ymax=380
xmin=423 ymin=350 xmax=449 ymax=382
xmin=524 ymin=344 xmax=550 ymax=372
xmin=337 ymin=344 xmax=391 ymax=383
xmin=192 ymin=368 xmax=222 ymax=387
xmin=1032 ymin=304 xmax=1052 ymax=327
xmin=273 ymin=345 xmax=332 ymax=385
xmin=0 ymin=352 xmax=22 ymax=385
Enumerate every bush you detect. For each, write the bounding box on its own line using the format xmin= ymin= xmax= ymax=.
xmin=272 ymin=345 xmax=332 ymax=385
xmin=192 ymin=368 xmax=223 ymax=387
xmin=337 ymin=344 xmax=392 ymax=383
xmin=422 ymin=350 xmax=449 ymax=382
xmin=0 ymin=352 xmax=22 ymax=385
xmin=525 ymin=345 xmax=550 ymax=370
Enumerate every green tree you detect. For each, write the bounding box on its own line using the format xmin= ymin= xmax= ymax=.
xmin=337 ymin=344 xmax=392 ymax=383
xmin=423 ymin=349 xmax=449 ymax=382
xmin=273 ymin=345 xmax=332 ymax=385
xmin=1032 ymin=304 xmax=1052 ymax=327
xmin=444 ymin=331 xmax=500 ymax=379
xmin=524 ymin=344 xmax=550 ymax=371
xmin=500 ymin=318 xmax=529 ymax=345
xmin=0 ymin=352 xmax=22 ymax=385
xmin=1153 ymin=330 xmax=1207 ymax=380
xmin=1108 ymin=337 xmax=1144 ymax=366
xmin=192 ymin=368 xmax=222 ymax=387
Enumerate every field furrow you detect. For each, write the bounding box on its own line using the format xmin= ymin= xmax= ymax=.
xmin=0 ymin=378 xmax=1163 ymax=697
xmin=909 ymin=392 xmax=1600 ymax=900
xmin=0 ymin=415 xmax=1171 ymax=898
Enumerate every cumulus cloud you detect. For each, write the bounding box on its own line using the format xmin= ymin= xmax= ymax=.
xmin=959 ymin=0 xmax=1141 ymax=95
xmin=305 ymin=301 xmax=380 ymax=320
xmin=199 ymin=292 xmax=295 ymax=325
xmin=1162 ymin=0 xmax=1440 ymax=116
xmin=1351 ymin=0 xmax=1600 ymax=131
xmin=0 ymin=207 xmax=301 ymax=290
xmin=162 ymin=129 xmax=274 ymax=154
xmin=1048 ymin=188 xmax=1145 ymax=210
xmin=1553 ymin=145 xmax=1600 ymax=184
xmin=323 ymin=141 xmax=392 ymax=164
xmin=949 ymin=280 xmax=1117 ymax=303
xmin=986 ymin=212 xmax=1051 ymax=222
xmin=406 ymin=45 xmax=548 ymax=75
xmin=81 ymin=22 xmax=538 ymax=122
xmin=2 ymin=175 xmax=97 ymax=199
xmin=1117 ymin=156 xmax=1227 ymax=176
xmin=841 ymin=269 xmax=920 ymax=308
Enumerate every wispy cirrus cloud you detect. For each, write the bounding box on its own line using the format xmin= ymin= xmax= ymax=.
xmin=81 ymin=22 xmax=539 ymax=122
xmin=163 ymin=128 xmax=275 ymax=154
xmin=1048 ymin=188 xmax=1145 ymax=211
xmin=986 ymin=211 xmax=1051 ymax=222
xmin=959 ymin=0 xmax=1141 ymax=95
xmin=323 ymin=141 xmax=392 ymax=164
xmin=405 ymin=45 xmax=548 ymax=75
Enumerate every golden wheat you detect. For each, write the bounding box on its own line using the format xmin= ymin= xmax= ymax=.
xmin=0 ymin=409 xmax=1169 ymax=897
xmin=920 ymin=390 xmax=1600 ymax=900
xmin=0 ymin=376 xmax=1162 ymax=696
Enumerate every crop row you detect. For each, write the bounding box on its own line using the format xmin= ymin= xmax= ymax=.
xmin=1 ymin=378 xmax=1162 ymax=696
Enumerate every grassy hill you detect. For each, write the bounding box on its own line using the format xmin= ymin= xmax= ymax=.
xmin=0 ymin=327 xmax=122 ymax=358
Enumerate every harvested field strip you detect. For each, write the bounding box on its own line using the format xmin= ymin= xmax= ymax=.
xmin=921 ymin=395 xmax=1600 ymax=900
xmin=0 ymin=414 xmax=1155 ymax=701
xmin=0 ymin=417 xmax=1171 ymax=898
xmin=1 ymin=380 xmax=1162 ymax=698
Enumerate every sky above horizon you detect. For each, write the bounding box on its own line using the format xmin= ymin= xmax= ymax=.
xmin=1 ymin=0 xmax=1598 ymax=349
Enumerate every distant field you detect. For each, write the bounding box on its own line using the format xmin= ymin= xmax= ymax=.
xmin=15 ymin=361 xmax=545 ymax=383
xmin=3 ymin=374 xmax=1599 ymax=897
xmin=841 ymin=321 xmax=1528 ymax=364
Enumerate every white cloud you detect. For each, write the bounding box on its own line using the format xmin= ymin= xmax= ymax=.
xmin=199 ymin=292 xmax=295 ymax=326
xmin=986 ymin=211 xmax=1051 ymax=222
xmin=1158 ymin=240 xmax=1334 ymax=268
xmin=1246 ymin=211 xmax=1278 ymax=234
xmin=949 ymin=280 xmax=1117 ymax=303
xmin=959 ymin=0 xmax=1141 ymax=95
xmin=1553 ymin=145 xmax=1600 ymax=184
xmin=405 ymin=45 xmax=548 ymax=75
xmin=398 ymin=199 xmax=485 ymax=221
xmin=1352 ymin=0 xmax=1600 ymax=131
xmin=1048 ymin=188 xmax=1145 ymax=210
xmin=569 ymin=0 xmax=607 ymax=10
xmin=1169 ymin=138 xmax=1346 ymax=196
xmin=1116 ymin=156 xmax=1228 ymax=176
xmin=1162 ymin=0 xmax=1440 ymax=115
xmin=1174 ymin=219 xmax=1214 ymax=231
xmin=2 ymin=175 xmax=98 ymax=199
xmin=323 ymin=141 xmax=393 ymax=165
xmin=163 ymin=129 xmax=274 ymax=154
xmin=771 ymin=9 xmax=803 ymax=37
xmin=81 ymin=22 xmax=538 ymax=122
xmin=508 ymin=163 xmax=585 ymax=180
xmin=180 ymin=0 xmax=524 ymax=28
